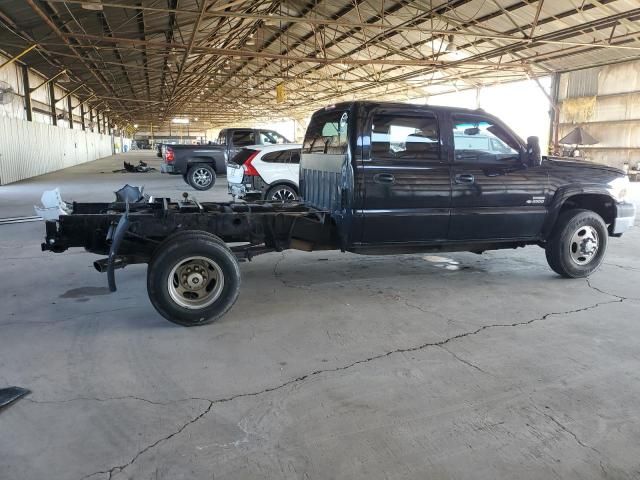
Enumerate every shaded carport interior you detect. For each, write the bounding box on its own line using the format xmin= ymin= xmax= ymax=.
xmin=1 ymin=2 xmax=640 ymax=480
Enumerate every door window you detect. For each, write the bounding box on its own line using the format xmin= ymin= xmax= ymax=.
xmin=303 ymin=110 xmax=348 ymax=154
xmin=217 ymin=130 xmax=226 ymax=145
xmin=371 ymin=114 xmax=440 ymax=160
xmin=452 ymin=115 xmax=520 ymax=163
xmin=231 ymin=130 xmax=255 ymax=146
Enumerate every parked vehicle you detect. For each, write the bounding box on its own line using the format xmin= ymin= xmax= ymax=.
xmin=156 ymin=143 xmax=163 ymax=157
xmin=227 ymin=144 xmax=301 ymax=201
xmin=41 ymin=101 xmax=635 ymax=326
xmin=161 ymin=128 xmax=291 ymax=191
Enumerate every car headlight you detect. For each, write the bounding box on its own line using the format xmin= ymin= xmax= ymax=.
xmin=608 ymin=176 xmax=629 ymax=202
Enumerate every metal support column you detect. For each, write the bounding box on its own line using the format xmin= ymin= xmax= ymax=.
xmin=97 ymin=111 xmax=101 ymax=133
xmin=89 ymin=108 xmax=94 ymax=132
xmin=67 ymin=95 xmax=73 ymax=129
xmin=80 ymin=102 xmax=86 ymax=131
xmin=549 ymin=72 xmax=561 ymax=154
xmin=21 ymin=64 xmax=33 ymax=122
xmin=48 ymin=81 xmax=57 ymax=126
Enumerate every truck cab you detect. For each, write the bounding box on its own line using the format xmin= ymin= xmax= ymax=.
xmin=300 ymin=101 xmax=634 ymax=255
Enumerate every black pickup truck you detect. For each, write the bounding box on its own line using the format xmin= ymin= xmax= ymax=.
xmin=42 ymin=101 xmax=635 ymax=326
xmin=161 ymin=128 xmax=290 ymax=190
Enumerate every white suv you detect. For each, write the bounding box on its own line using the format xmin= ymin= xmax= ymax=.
xmin=227 ymin=144 xmax=301 ymax=201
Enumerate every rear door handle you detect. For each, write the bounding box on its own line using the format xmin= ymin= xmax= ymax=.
xmin=373 ymin=173 xmax=395 ymax=184
xmin=455 ymin=173 xmax=475 ymax=184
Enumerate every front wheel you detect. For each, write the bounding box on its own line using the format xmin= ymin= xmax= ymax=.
xmin=187 ymin=164 xmax=216 ymax=190
xmin=147 ymin=231 xmax=241 ymax=326
xmin=545 ymin=209 xmax=608 ymax=278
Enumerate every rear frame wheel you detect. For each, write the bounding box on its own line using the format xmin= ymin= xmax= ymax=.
xmin=147 ymin=231 xmax=240 ymax=326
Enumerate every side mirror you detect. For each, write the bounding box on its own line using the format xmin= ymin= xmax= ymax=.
xmin=527 ymin=136 xmax=542 ymax=167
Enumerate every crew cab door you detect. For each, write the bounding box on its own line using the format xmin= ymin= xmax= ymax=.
xmin=448 ymin=113 xmax=549 ymax=240
xmin=359 ymin=107 xmax=451 ymax=244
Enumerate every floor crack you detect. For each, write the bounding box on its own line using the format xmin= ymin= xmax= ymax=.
xmin=585 ymin=278 xmax=628 ymax=301
xmin=81 ymin=400 xmax=214 ymax=480
xmin=542 ymin=411 xmax=603 ymax=456
xmin=272 ymin=251 xmax=310 ymax=290
xmin=68 ymin=296 xmax=623 ymax=479
xmin=438 ymin=345 xmax=493 ymax=375
xmin=25 ymin=395 xmax=209 ymax=407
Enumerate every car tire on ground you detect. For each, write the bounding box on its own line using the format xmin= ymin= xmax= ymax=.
xmin=266 ymin=184 xmax=298 ymax=202
xmin=545 ymin=208 xmax=608 ymax=278
xmin=187 ymin=164 xmax=216 ymax=190
xmin=147 ymin=231 xmax=241 ymax=326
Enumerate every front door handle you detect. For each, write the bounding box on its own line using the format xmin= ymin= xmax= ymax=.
xmin=373 ymin=173 xmax=395 ymax=184
xmin=455 ymin=173 xmax=475 ymax=184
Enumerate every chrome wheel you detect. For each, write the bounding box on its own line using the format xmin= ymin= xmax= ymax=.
xmin=270 ymin=187 xmax=296 ymax=201
xmin=193 ymin=168 xmax=212 ymax=188
xmin=167 ymin=256 xmax=224 ymax=309
xmin=569 ymin=225 xmax=599 ymax=265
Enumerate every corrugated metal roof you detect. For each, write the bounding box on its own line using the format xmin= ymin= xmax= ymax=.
xmin=0 ymin=0 xmax=639 ymax=129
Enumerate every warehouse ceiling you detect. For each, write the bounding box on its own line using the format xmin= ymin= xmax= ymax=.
xmin=1 ymin=0 xmax=640 ymax=131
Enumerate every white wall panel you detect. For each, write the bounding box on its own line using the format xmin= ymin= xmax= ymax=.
xmin=0 ymin=117 xmax=112 ymax=185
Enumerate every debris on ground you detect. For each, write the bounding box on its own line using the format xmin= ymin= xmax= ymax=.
xmin=114 ymin=184 xmax=147 ymax=203
xmin=0 ymin=387 xmax=30 ymax=411
xmin=112 ymin=160 xmax=157 ymax=173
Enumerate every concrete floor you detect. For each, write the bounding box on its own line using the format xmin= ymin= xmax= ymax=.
xmin=1 ymin=151 xmax=640 ymax=480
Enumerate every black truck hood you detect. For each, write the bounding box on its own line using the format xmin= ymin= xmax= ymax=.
xmin=544 ymin=156 xmax=625 ymax=176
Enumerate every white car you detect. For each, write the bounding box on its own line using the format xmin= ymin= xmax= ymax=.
xmin=227 ymin=143 xmax=301 ymax=201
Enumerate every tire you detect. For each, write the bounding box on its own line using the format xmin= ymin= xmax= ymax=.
xmin=147 ymin=231 xmax=241 ymax=326
xmin=265 ymin=184 xmax=298 ymax=202
xmin=187 ymin=164 xmax=216 ymax=190
xmin=545 ymin=209 xmax=608 ymax=278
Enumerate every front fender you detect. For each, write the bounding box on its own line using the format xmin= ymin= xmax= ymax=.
xmin=541 ymin=185 xmax=617 ymax=238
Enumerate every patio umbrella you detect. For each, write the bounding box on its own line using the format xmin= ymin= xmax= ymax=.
xmin=559 ymin=127 xmax=598 ymax=145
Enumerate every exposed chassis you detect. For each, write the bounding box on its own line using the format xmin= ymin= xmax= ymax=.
xmin=42 ymin=195 xmax=335 ymax=292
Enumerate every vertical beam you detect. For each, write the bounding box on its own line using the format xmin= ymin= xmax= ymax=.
xmin=49 ymin=81 xmax=57 ymax=126
xmin=67 ymin=95 xmax=73 ymax=129
xmin=80 ymin=102 xmax=86 ymax=130
xmin=97 ymin=111 xmax=101 ymax=133
xmin=21 ymin=64 xmax=33 ymax=122
xmin=89 ymin=108 xmax=94 ymax=132
xmin=549 ymin=72 xmax=561 ymax=153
